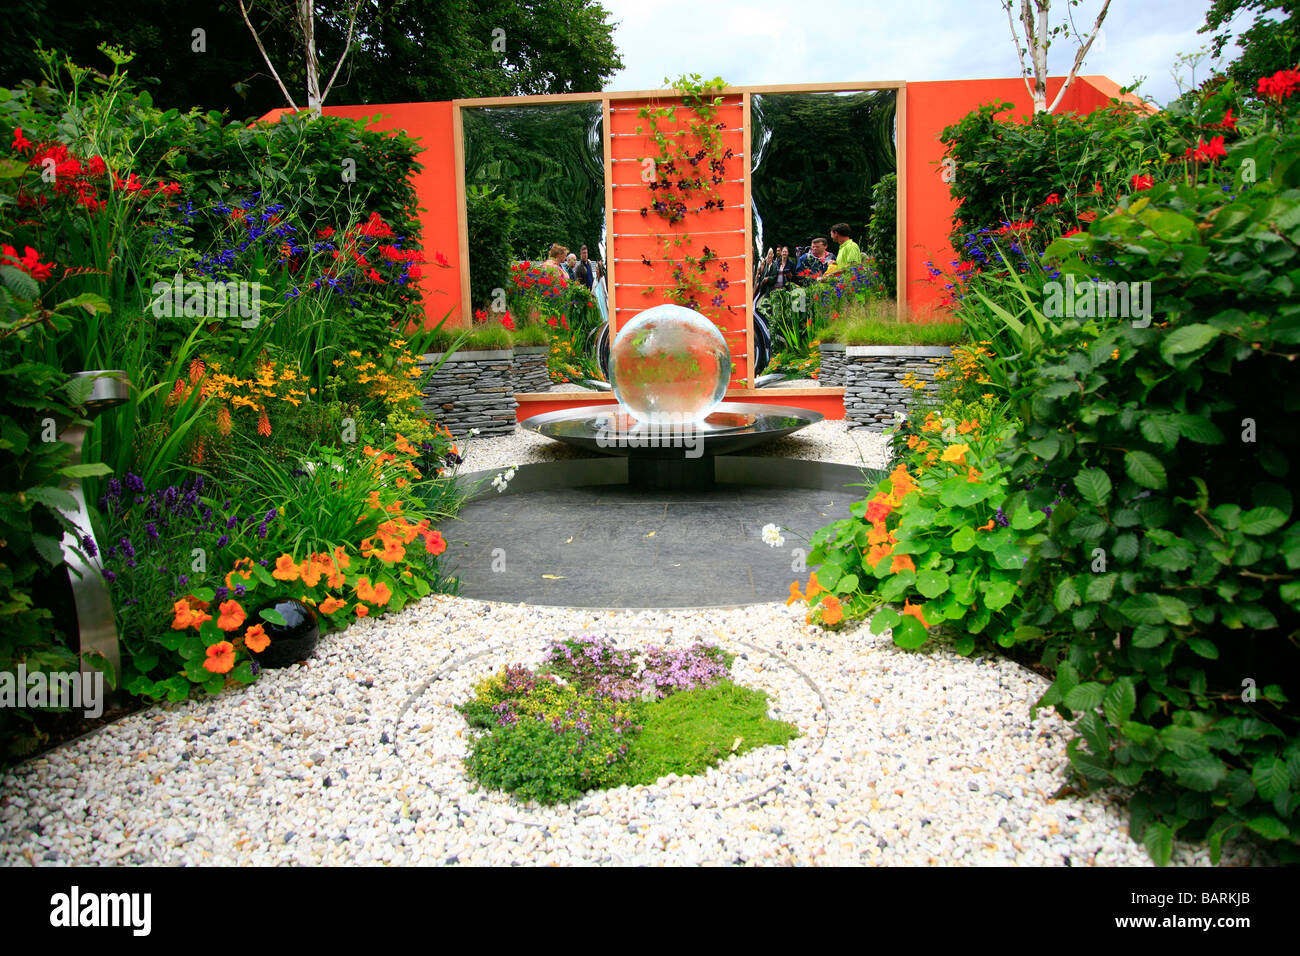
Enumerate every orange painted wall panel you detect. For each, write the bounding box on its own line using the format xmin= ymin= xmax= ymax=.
xmin=606 ymin=95 xmax=752 ymax=387
xmin=323 ymin=101 xmax=463 ymax=329
xmin=903 ymin=75 xmax=1138 ymax=313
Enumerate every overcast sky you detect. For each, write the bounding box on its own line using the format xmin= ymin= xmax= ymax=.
xmin=597 ymin=0 xmax=1241 ymax=107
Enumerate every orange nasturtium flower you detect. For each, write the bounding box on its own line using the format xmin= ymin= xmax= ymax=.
xmin=804 ymin=572 xmax=826 ymax=600
xmin=819 ymin=594 xmax=844 ymax=626
xmin=355 ymin=604 xmax=369 ymax=618
xmin=216 ymin=599 xmax=246 ymax=632
xmin=272 ymin=553 xmax=301 ymax=581
xmin=867 ymin=542 xmax=894 ymax=566
xmin=171 ymin=598 xmax=197 ymax=630
xmin=299 ymin=559 xmax=322 ymax=588
xmin=333 ymin=545 xmax=351 ymax=569
xmin=423 ymin=530 xmax=447 ymax=556
xmin=890 ymin=553 xmax=916 ymax=573
xmin=902 ymin=600 xmax=931 ymax=628
xmin=319 ymin=596 xmax=347 ymax=615
xmin=888 ymin=465 xmax=916 ymax=500
xmin=203 ymin=641 xmax=236 ymax=674
xmin=243 ymin=624 xmax=270 ymax=654
xmin=941 ymin=443 xmax=970 ymax=465
xmin=787 ymin=581 xmax=804 ymax=606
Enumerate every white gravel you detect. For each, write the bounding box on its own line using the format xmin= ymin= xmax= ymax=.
xmin=0 ymin=421 xmax=1267 ymax=866
xmin=0 ymin=602 xmax=1264 ymax=866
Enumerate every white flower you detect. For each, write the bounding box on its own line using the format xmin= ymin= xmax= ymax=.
xmin=761 ymin=523 xmax=785 ymax=548
xmin=469 ymin=427 xmax=481 ymax=436
xmin=491 ymin=473 xmax=509 ymax=493
xmin=504 ymin=466 xmax=517 ymax=481
xmin=302 ymin=460 xmax=318 ymax=475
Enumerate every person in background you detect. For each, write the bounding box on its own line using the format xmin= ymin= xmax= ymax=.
xmin=565 ymin=252 xmax=578 ymax=280
xmin=774 ymin=245 xmax=797 ymax=290
xmin=796 ymin=236 xmax=834 ymax=282
xmin=542 ymin=243 xmax=569 ymax=280
xmin=592 ymin=260 xmax=609 ymax=323
xmin=574 ymin=245 xmax=595 ymax=290
xmin=825 ymin=223 xmax=863 ymax=276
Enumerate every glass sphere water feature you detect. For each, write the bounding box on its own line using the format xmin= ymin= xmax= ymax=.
xmin=608 ymin=304 xmax=731 ymax=423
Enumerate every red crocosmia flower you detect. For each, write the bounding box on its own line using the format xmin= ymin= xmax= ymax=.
xmin=1218 ymin=108 xmax=1237 ymax=130
xmin=156 ymin=181 xmax=181 ymax=195
xmin=358 ymin=211 xmax=393 ymax=237
xmin=1063 ymin=227 xmax=1083 ymax=237
xmin=474 ymin=309 xmax=487 ymax=321
xmin=1 ymin=245 xmax=55 ymax=283
xmin=1130 ymin=173 xmax=1155 ymax=191
xmin=316 ymin=226 xmax=335 ymax=239
xmin=406 ymin=265 xmax=421 ymax=280
xmin=546 ymin=317 xmax=557 ymax=327
xmin=366 ymin=268 xmax=385 ymax=283
xmin=1043 ymin=192 xmax=1060 ymax=205
xmin=86 ymin=155 xmax=106 ymax=177
xmin=11 ymin=128 xmax=33 ymax=152
xmin=434 ymin=251 xmax=450 ymax=267
xmin=1256 ymin=68 xmax=1300 ymax=103
xmin=1202 ymin=135 xmax=1227 ymax=161
xmin=500 ymin=313 xmax=515 ymax=330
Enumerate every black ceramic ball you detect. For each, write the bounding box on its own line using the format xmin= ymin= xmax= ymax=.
xmin=249 ymin=598 xmax=320 ymax=669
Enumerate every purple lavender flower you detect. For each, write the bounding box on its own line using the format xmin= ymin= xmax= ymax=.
xmin=125 ymin=473 xmax=145 ymax=493
xmin=80 ymin=535 xmax=97 ymax=557
xmin=119 ymin=537 xmax=135 ymax=559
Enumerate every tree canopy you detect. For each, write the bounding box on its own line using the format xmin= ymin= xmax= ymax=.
xmin=2 ymin=0 xmax=624 ymax=118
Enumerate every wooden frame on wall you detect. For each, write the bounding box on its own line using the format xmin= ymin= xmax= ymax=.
xmin=452 ymin=81 xmax=905 ymax=399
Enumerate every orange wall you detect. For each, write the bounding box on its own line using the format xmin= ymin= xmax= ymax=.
xmin=304 ymin=75 xmax=1132 ymax=326
xmin=903 ymin=75 xmax=1139 ymax=312
xmin=323 ymin=101 xmax=463 ymax=329
xmin=607 ymin=95 xmax=750 ymax=387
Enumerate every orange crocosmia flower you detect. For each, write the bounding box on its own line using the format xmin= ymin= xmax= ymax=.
xmin=424 ymin=530 xmax=447 ymax=556
xmin=243 ymin=624 xmax=270 ymax=654
xmin=921 ymin=417 xmax=942 ymax=433
xmin=890 ymin=553 xmax=916 ymax=573
xmin=805 ymin=572 xmax=826 ymax=599
xmin=941 ymin=443 xmax=970 ymax=465
xmin=906 ymin=434 xmax=920 ymax=449
xmin=902 ymin=600 xmax=931 ymax=628
xmin=787 ymin=581 xmax=804 ymax=606
xmin=216 ymin=599 xmax=246 ymax=632
xmin=272 ymin=553 xmax=301 ymax=581
xmin=319 ymin=597 xmax=347 ymax=615
xmin=386 ymin=501 xmax=403 ymax=513
xmin=957 ymin=419 xmax=978 ymax=435
xmin=366 ymin=490 xmax=383 ymax=510
xmin=355 ymin=604 xmax=369 ymax=618
xmin=967 ymin=467 xmax=982 ymax=483
xmin=819 ymin=594 xmax=844 ymax=626
xmin=203 ymin=641 xmax=236 ymax=674
xmin=925 ymin=450 xmax=939 ymax=464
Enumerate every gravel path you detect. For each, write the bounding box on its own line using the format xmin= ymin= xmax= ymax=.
xmin=0 ymin=422 xmax=1267 ymax=866
xmin=0 ymin=602 xmax=1262 ymax=865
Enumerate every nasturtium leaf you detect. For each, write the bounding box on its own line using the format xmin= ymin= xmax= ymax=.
xmin=951 ymin=526 xmax=976 ymax=552
xmin=916 ymin=570 xmax=949 ymax=598
xmin=869 ymin=606 xmax=902 ymax=635
xmin=892 ymin=615 xmax=928 ymax=649
xmin=983 ymin=579 xmax=1016 ymax=611
xmin=1010 ymin=504 xmax=1045 ymax=530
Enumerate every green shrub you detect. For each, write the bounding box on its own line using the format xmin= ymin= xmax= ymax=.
xmin=466 ymin=185 xmax=518 ymax=310
xmin=1002 ymin=132 xmax=1300 ymax=864
xmin=865 ymin=172 xmax=898 ymax=297
xmin=824 ymin=317 xmax=965 ymax=347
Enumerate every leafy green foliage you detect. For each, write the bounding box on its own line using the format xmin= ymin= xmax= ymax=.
xmin=865 ymin=172 xmax=898 ymax=296
xmin=466 ymin=185 xmax=519 ymax=310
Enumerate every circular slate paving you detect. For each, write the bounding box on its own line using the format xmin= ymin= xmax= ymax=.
xmin=443 ymin=483 xmax=854 ymax=608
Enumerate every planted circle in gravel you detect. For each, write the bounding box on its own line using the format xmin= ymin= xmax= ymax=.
xmin=451 ymin=636 xmax=801 ymax=805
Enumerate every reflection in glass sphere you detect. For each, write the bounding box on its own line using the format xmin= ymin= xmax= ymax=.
xmin=608 ymin=305 xmax=731 ymax=423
